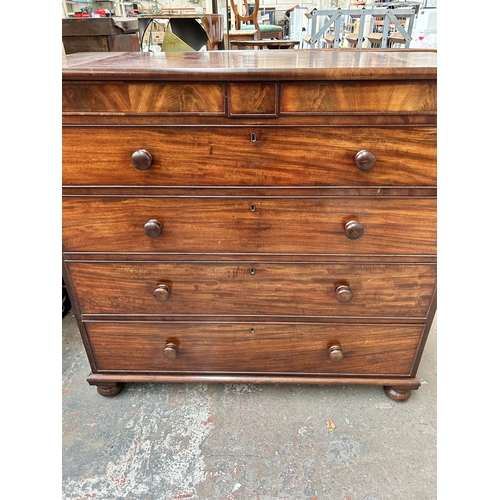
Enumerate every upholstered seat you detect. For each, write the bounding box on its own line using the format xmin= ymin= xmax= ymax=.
xmin=240 ymin=24 xmax=283 ymax=38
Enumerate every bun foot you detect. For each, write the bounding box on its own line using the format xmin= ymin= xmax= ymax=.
xmin=96 ymin=382 xmax=124 ymax=397
xmin=384 ymin=385 xmax=412 ymax=402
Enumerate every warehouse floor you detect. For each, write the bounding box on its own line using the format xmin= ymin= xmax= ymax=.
xmin=62 ymin=310 xmax=437 ymax=500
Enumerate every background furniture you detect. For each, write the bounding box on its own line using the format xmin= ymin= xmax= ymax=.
xmin=229 ymin=0 xmax=283 ymax=40
xmin=230 ymin=39 xmax=299 ymax=49
xmin=62 ymin=49 xmax=437 ymax=401
xmin=138 ymin=14 xmax=223 ymax=51
xmin=62 ymin=17 xmax=140 ymax=54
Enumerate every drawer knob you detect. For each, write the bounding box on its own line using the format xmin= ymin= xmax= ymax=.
xmin=345 ymin=220 xmax=364 ymax=240
xmin=144 ymin=219 xmax=163 ymax=238
xmin=328 ymin=345 xmax=344 ymax=362
xmin=163 ymin=343 xmax=178 ymax=359
xmin=153 ymin=284 xmax=171 ymax=301
xmin=335 ymin=285 xmax=353 ymax=303
xmin=131 ymin=149 xmax=153 ymax=170
xmin=354 ymin=150 xmax=376 ymax=171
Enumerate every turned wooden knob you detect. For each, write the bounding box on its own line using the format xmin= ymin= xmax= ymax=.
xmin=131 ymin=149 xmax=153 ymax=170
xmin=345 ymin=220 xmax=364 ymax=240
xmin=163 ymin=343 xmax=178 ymax=359
xmin=335 ymin=285 xmax=353 ymax=303
xmin=328 ymin=345 xmax=344 ymax=362
xmin=354 ymin=150 xmax=376 ymax=171
xmin=153 ymin=284 xmax=171 ymax=301
xmin=144 ymin=219 xmax=162 ymax=238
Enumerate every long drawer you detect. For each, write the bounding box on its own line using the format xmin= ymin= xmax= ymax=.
xmin=85 ymin=321 xmax=424 ymax=375
xmin=62 ymin=126 xmax=436 ymax=187
xmin=62 ymin=196 xmax=436 ymax=255
xmin=67 ymin=262 xmax=436 ymax=318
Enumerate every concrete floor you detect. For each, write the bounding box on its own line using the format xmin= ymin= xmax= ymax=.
xmin=62 ymin=311 xmax=437 ymax=500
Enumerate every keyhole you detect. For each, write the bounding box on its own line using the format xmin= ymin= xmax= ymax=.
xmin=250 ymin=133 xmax=257 ymax=143
xmin=249 ymin=268 xmax=255 ymax=275
xmin=250 ymin=204 xmax=256 ymax=212
xmin=250 ymin=328 xmax=255 ymax=334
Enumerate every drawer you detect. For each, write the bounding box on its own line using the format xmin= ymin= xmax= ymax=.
xmin=281 ymin=81 xmax=437 ymax=114
xmin=62 ymin=196 xmax=436 ymax=255
xmin=62 ymin=126 xmax=436 ymax=187
xmin=62 ymin=82 xmax=226 ymax=114
xmin=67 ymin=262 xmax=436 ymax=318
xmin=86 ymin=321 xmax=424 ymax=376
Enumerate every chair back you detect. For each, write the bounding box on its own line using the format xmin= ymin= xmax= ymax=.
xmin=229 ymin=0 xmax=261 ymax=35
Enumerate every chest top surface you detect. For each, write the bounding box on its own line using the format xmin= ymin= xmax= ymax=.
xmin=62 ymin=49 xmax=437 ymax=82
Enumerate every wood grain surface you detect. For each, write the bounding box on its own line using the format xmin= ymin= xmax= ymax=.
xmin=86 ymin=321 xmax=423 ymax=375
xmin=67 ymin=261 xmax=436 ymax=318
xmin=62 ymin=126 xmax=436 ymax=187
xmin=62 ymin=196 xmax=436 ymax=255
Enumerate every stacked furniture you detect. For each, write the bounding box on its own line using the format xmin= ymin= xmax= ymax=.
xmin=62 ymin=49 xmax=437 ymax=401
xmin=62 ymin=17 xmax=140 ymax=54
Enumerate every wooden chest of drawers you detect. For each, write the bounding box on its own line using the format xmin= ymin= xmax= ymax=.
xmin=62 ymin=50 xmax=437 ymax=401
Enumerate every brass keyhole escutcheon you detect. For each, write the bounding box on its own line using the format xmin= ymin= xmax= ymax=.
xmin=249 ymin=267 xmax=255 ymax=275
xmin=250 ymin=204 xmax=256 ymax=212
xmin=250 ymin=133 xmax=257 ymax=143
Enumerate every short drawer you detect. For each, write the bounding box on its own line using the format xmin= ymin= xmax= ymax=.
xmin=62 ymin=126 xmax=436 ymax=187
xmin=62 ymin=196 xmax=436 ymax=255
xmin=62 ymin=82 xmax=226 ymax=114
xmin=86 ymin=321 xmax=424 ymax=376
xmin=281 ymin=81 xmax=437 ymax=114
xmin=67 ymin=262 xmax=436 ymax=318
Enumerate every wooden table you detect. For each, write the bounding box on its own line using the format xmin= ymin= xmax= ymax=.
xmin=230 ymin=39 xmax=300 ymax=50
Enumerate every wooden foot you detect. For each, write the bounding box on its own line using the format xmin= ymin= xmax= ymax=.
xmin=384 ymin=385 xmax=413 ymax=402
xmin=96 ymin=382 xmax=124 ymax=397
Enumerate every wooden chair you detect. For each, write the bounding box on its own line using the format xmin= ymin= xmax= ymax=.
xmin=229 ymin=0 xmax=283 ymax=40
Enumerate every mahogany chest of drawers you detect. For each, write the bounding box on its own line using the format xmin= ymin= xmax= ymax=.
xmin=62 ymin=50 xmax=437 ymax=401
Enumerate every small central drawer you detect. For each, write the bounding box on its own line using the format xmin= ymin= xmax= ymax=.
xmin=62 ymin=196 xmax=436 ymax=255
xmin=62 ymin=126 xmax=436 ymax=187
xmin=67 ymin=262 xmax=436 ymax=318
xmin=86 ymin=321 xmax=424 ymax=375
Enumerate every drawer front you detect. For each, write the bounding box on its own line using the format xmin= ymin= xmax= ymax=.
xmin=86 ymin=321 xmax=424 ymax=375
xmin=62 ymin=82 xmax=226 ymax=114
xmin=62 ymin=126 xmax=436 ymax=187
xmin=68 ymin=262 xmax=436 ymax=318
xmin=281 ymin=81 xmax=437 ymax=114
xmin=62 ymin=196 xmax=436 ymax=255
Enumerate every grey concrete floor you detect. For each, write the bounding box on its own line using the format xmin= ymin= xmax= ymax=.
xmin=62 ymin=311 xmax=437 ymax=500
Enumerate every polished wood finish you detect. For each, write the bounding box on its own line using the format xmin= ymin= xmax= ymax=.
xmin=63 ymin=197 xmax=436 ymax=255
xmin=85 ymin=322 xmax=423 ymax=374
xmin=66 ymin=261 xmax=436 ymax=317
xmin=62 ymin=127 xmax=436 ymax=186
xmin=62 ymin=50 xmax=437 ymax=401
